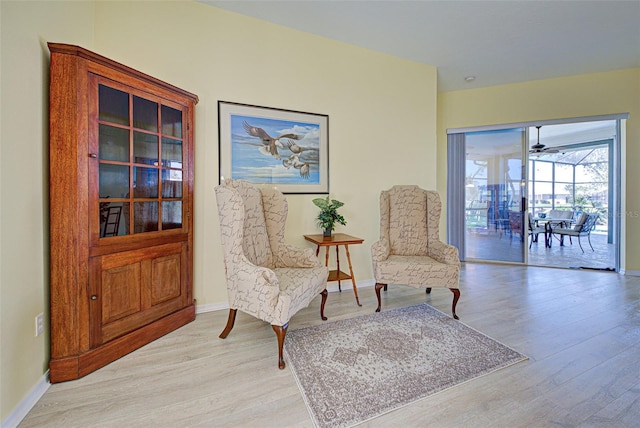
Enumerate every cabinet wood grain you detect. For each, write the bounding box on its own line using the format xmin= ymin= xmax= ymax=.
xmin=48 ymin=43 xmax=198 ymax=383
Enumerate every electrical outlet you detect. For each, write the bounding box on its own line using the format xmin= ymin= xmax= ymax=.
xmin=35 ymin=313 xmax=44 ymax=336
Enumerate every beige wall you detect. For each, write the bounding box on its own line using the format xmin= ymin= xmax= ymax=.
xmin=0 ymin=0 xmax=95 ymax=422
xmin=92 ymin=1 xmax=438 ymax=307
xmin=1 ymin=1 xmax=438 ymax=421
xmin=437 ymin=69 xmax=640 ymax=271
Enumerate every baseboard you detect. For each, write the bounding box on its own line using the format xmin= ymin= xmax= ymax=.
xmin=1 ymin=371 xmax=50 ymax=428
xmin=325 ymin=278 xmax=374 ymax=293
xmin=195 ymin=301 xmax=229 ymax=314
xmin=195 ymin=279 xmax=375 ymax=314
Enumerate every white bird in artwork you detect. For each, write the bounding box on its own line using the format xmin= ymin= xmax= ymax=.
xmin=243 ymin=121 xmax=301 ymax=160
xmin=282 ymin=154 xmax=310 ymax=179
xmin=298 ymin=162 xmax=310 ymax=179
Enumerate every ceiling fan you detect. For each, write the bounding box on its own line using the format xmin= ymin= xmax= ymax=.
xmin=530 ymin=126 xmax=559 ymax=154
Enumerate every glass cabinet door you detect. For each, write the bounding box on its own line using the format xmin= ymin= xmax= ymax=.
xmin=95 ymin=81 xmax=186 ymax=238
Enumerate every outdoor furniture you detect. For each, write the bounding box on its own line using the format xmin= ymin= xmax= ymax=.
xmin=465 ymin=200 xmax=489 ymax=229
xmin=550 ymin=212 xmax=599 ymax=253
xmin=508 ymin=211 xmax=524 ymax=242
xmin=214 ymin=179 xmax=329 ymax=369
xmin=371 ymin=185 xmax=461 ymax=319
xmin=528 ymin=212 xmax=547 ymax=248
xmin=508 ymin=211 xmax=547 ymax=248
xmin=547 ymin=209 xmax=574 ymax=229
xmin=534 ymin=213 xmax=576 ymax=248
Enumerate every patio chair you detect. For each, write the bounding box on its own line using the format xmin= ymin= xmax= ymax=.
xmin=550 ymin=212 xmax=599 ymax=253
xmin=527 ymin=212 xmax=547 ymax=248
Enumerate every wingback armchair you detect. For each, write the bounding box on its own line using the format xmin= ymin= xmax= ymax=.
xmin=371 ymin=185 xmax=461 ymax=319
xmin=215 ymin=179 xmax=329 ymax=369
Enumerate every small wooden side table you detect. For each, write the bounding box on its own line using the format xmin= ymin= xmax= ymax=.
xmin=304 ymin=233 xmax=364 ymax=306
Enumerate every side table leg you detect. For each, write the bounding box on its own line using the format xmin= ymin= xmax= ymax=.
xmin=336 ymin=245 xmax=341 ymax=292
xmin=324 ymin=246 xmax=330 ymax=268
xmin=344 ymin=245 xmax=361 ymax=306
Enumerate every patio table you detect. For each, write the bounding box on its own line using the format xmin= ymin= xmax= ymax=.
xmin=534 ymin=217 xmax=575 ymax=248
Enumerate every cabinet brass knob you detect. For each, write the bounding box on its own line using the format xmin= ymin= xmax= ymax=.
xmin=89 ymin=153 xmax=97 ymax=158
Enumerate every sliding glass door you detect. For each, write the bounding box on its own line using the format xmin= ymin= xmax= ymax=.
xmin=447 ymin=116 xmax=623 ymax=271
xmin=463 ymin=128 xmax=527 ymax=263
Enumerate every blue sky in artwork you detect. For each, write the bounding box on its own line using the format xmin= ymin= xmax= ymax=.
xmin=230 ymin=114 xmax=321 ymax=184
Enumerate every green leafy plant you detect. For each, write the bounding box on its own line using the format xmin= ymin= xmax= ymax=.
xmin=312 ymin=196 xmax=346 ymax=233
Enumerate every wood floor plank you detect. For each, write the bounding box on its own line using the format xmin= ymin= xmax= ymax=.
xmin=19 ymin=264 xmax=640 ymax=427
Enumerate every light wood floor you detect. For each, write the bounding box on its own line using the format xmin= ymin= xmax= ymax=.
xmin=467 ymin=230 xmax=616 ymax=270
xmin=20 ymin=264 xmax=640 ymax=427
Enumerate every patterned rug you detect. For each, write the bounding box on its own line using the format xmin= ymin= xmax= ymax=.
xmin=284 ymin=304 xmax=527 ymax=428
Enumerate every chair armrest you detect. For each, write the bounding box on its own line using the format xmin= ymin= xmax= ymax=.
xmin=227 ymin=254 xmax=280 ymax=309
xmin=274 ymin=243 xmax=323 ymax=268
xmin=428 ymin=240 xmax=460 ymax=266
xmin=372 ymin=238 xmax=390 ymax=262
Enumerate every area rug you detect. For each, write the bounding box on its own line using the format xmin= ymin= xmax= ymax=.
xmin=284 ymin=304 xmax=527 ymax=428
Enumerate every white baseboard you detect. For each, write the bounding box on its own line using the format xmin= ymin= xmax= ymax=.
xmin=325 ymin=278 xmax=374 ymax=293
xmin=1 ymin=371 xmax=50 ymax=428
xmin=195 ymin=301 xmax=229 ymax=314
xmin=195 ymin=279 xmax=375 ymax=314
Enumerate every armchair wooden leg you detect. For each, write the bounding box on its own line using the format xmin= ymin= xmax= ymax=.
xmin=219 ymin=308 xmax=237 ymax=339
xmin=272 ymin=324 xmax=288 ymax=370
xmin=450 ymin=288 xmax=461 ymax=320
xmin=320 ymin=289 xmax=328 ymax=321
xmin=375 ymin=283 xmax=386 ymax=312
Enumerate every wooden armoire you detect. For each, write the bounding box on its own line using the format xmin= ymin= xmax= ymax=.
xmin=48 ymin=43 xmax=198 ymax=383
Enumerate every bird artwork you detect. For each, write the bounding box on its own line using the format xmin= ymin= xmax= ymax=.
xmin=282 ymin=154 xmax=310 ymax=179
xmin=282 ymin=140 xmax=308 ymax=155
xmin=242 ymin=121 xmax=301 ymax=160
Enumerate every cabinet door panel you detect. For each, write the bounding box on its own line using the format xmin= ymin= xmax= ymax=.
xmin=102 ymin=263 xmax=142 ymax=324
xmin=92 ymin=242 xmax=186 ymax=345
xmin=151 ymin=254 xmax=181 ymax=305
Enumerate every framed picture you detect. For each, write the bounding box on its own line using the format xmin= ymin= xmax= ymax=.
xmin=218 ymin=101 xmax=329 ymax=194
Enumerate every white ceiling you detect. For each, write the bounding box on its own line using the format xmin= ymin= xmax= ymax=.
xmin=200 ymin=0 xmax=640 ymax=92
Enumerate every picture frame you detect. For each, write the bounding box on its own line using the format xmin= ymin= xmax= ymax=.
xmin=218 ymin=101 xmax=329 ymax=194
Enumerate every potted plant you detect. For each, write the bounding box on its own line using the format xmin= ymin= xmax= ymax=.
xmin=312 ymin=196 xmax=347 ymax=237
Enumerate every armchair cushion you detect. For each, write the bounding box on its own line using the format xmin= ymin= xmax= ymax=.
xmin=373 ymin=254 xmax=459 ymax=289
